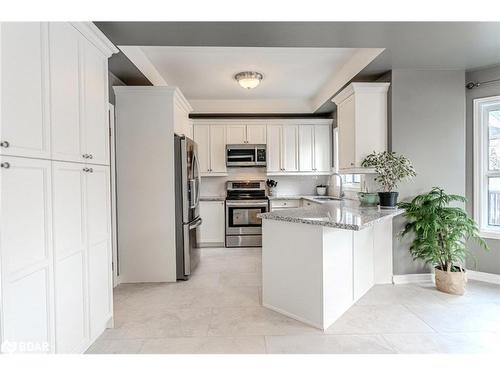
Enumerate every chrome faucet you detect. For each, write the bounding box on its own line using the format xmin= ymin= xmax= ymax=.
xmin=328 ymin=172 xmax=344 ymax=199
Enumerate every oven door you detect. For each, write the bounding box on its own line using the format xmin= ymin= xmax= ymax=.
xmin=225 ymin=200 xmax=268 ymax=235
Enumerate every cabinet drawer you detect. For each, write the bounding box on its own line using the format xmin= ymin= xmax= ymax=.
xmin=271 ymin=199 xmax=300 ymax=209
xmin=302 ymin=199 xmax=321 ymax=208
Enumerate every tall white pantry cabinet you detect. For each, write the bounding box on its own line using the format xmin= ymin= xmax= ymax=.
xmin=0 ymin=22 xmax=118 ymax=353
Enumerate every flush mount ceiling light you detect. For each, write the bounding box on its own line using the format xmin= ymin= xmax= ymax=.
xmin=234 ymin=71 xmax=263 ymax=89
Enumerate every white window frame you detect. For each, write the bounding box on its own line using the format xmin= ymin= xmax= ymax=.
xmin=473 ymin=95 xmax=500 ymax=239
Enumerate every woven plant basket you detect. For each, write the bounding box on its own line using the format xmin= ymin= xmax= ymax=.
xmin=435 ymin=267 xmax=467 ymax=295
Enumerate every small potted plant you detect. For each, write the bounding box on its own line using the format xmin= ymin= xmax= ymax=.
xmin=399 ymin=187 xmax=488 ymax=295
xmin=361 ymin=151 xmax=416 ymax=208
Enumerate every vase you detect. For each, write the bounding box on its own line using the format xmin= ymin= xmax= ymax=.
xmin=435 ymin=267 xmax=467 ymax=295
xmin=378 ymin=192 xmax=399 ymax=208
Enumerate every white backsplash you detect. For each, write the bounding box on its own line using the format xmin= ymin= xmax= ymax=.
xmin=200 ymin=167 xmax=330 ymax=197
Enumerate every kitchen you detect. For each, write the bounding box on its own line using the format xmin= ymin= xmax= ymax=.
xmin=2 ymin=19 xmax=500 ymax=359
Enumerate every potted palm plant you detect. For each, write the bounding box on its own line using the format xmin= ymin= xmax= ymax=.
xmin=361 ymin=151 xmax=416 ymax=208
xmin=399 ymin=187 xmax=488 ymax=295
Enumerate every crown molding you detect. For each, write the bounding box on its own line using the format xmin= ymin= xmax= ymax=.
xmin=71 ymin=22 xmax=119 ymax=57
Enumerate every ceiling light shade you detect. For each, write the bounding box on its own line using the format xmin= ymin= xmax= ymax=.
xmin=234 ymin=71 xmax=263 ymax=89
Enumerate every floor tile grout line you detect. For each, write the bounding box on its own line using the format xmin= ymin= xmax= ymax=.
xmin=400 ymin=303 xmax=439 ymax=334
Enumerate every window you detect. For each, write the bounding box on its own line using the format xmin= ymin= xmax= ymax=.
xmin=473 ymin=95 xmax=500 ymax=238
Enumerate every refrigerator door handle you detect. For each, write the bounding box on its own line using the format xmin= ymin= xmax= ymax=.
xmin=193 ymin=152 xmax=201 ymax=207
xmin=189 ymin=217 xmax=203 ymax=230
xmin=189 ymin=179 xmax=197 ymax=209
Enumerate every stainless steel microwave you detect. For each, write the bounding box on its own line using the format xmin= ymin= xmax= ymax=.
xmin=226 ymin=144 xmax=266 ymax=167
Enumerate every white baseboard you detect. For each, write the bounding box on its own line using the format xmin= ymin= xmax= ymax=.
xmin=467 ymin=270 xmax=500 ymax=285
xmin=393 ymin=273 xmax=435 ymax=284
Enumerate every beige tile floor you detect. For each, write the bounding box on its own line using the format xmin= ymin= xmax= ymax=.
xmin=86 ymin=247 xmax=500 ymax=354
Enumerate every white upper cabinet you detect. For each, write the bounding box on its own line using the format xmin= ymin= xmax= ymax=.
xmin=266 ymin=124 xmax=282 ymax=173
xmin=299 ymin=124 xmax=331 ymax=173
xmin=193 ymin=120 xmax=330 ymax=176
xmin=82 ymin=38 xmax=109 ymax=165
xmin=313 ymin=124 xmax=331 ymax=172
xmin=50 ymin=23 xmax=114 ymax=165
xmin=193 ymin=125 xmax=210 ymax=174
xmin=226 ymin=124 xmax=266 ymax=145
xmin=1 ymin=23 xmax=51 ymax=159
xmin=266 ymin=124 xmax=299 ymax=173
xmin=282 ymin=125 xmax=298 ymax=172
xmin=49 ymin=22 xmax=84 ymax=164
xmin=209 ymin=125 xmax=227 ymax=173
xmin=332 ymin=82 xmax=390 ymax=172
xmin=226 ymin=125 xmax=246 ymax=144
xmin=298 ymin=126 xmax=314 ymax=171
xmin=193 ymin=124 xmax=227 ymax=176
xmin=246 ymin=124 xmax=266 ymax=144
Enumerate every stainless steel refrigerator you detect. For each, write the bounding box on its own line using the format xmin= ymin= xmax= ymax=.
xmin=174 ymin=134 xmax=202 ymax=280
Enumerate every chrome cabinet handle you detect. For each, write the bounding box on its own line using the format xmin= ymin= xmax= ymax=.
xmin=88 ymin=154 xmax=93 ymax=159
xmin=88 ymin=168 xmax=93 ymax=173
xmin=83 ymin=167 xmax=89 ymax=172
xmin=1 ymin=162 xmax=10 ymax=169
xmin=0 ymin=141 xmax=10 ymax=148
xmin=82 ymin=154 xmax=88 ymax=159
xmin=83 ymin=167 xmax=93 ymax=173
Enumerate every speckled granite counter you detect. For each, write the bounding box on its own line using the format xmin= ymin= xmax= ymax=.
xmin=259 ymin=199 xmax=403 ymax=231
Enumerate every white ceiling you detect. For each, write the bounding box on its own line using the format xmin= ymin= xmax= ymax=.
xmin=125 ymin=46 xmax=359 ymax=100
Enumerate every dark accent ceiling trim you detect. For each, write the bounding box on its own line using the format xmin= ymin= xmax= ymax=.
xmin=189 ymin=113 xmax=333 ymax=119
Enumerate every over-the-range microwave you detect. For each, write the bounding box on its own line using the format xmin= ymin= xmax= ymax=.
xmin=226 ymin=144 xmax=266 ymax=167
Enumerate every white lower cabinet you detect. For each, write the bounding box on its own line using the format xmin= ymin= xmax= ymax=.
xmin=52 ymin=161 xmax=88 ymax=353
xmin=0 ymin=158 xmax=112 ymax=353
xmin=0 ymin=156 xmax=55 ymax=352
xmin=52 ymin=161 xmax=112 ymax=351
xmin=85 ymin=165 xmax=112 ymax=341
xmin=199 ymin=201 xmax=225 ymax=245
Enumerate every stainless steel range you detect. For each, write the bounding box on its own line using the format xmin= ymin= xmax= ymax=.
xmin=225 ymin=180 xmax=269 ymax=247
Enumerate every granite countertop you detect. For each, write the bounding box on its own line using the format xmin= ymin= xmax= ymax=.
xmin=259 ymin=199 xmax=404 ymax=231
xmin=268 ymin=195 xmax=343 ymax=204
xmin=200 ymin=196 xmax=225 ymax=201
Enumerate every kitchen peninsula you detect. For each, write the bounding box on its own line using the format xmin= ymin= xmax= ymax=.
xmin=259 ymin=200 xmax=403 ymax=330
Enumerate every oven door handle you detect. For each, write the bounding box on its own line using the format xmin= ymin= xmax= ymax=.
xmin=226 ymin=202 xmax=269 ymax=208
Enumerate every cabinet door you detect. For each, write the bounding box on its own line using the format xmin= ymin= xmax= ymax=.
xmin=199 ymin=201 xmax=225 ymax=244
xmin=246 ymin=125 xmax=266 ymax=144
xmin=282 ymin=125 xmax=298 ymax=172
xmin=298 ymin=125 xmax=314 ymax=172
xmin=52 ymin=161 xmax=88 ymax=353
xmin=1 ymin=23 xmax=50 ymax=159
xmin=86 ymin=165 xmax=112 ymax=341
xmin=226 ymin=125 xmax=246 ymax=144
xmin=337 ymin=94 xmax=356 ymax=170
xmin=209 ymin=125 xmax=227 ymax=173
xmin=82 ymin=39 xmax=109 ymax=165
xmin=193 ymin=125 xmax=210 ymax=174
xmin=314 ymin=124 xmax=331 ymax=172
xmin=266 ymin=125 xmax=282 ymax=172
xmin=0 ymin=156 xmax=54 ymax=353
xmin=353 ymin=226 xmax=374 ymax=301
xmin=49 ymin=23 xmax=84 ymax=164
